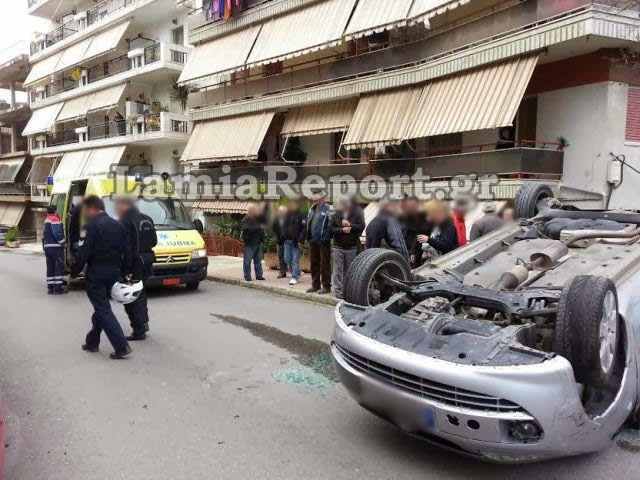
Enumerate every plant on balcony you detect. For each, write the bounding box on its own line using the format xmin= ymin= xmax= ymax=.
xmin=145 ymin=116 xmax=161 ymax=130
xmin=282 ymin=136 xmax=308 ymax=163
xmin=171 ymin=80 xmax=189 ymax=112
xmin=556 ymin=136 xmax=569 ymax=151
xmin=70 ymin=67 xmax=82 ymax=81
xmin=5 ymin=226 xmax=20 ymax=248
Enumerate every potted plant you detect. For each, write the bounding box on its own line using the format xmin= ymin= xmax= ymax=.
xmin=5 ymin=226 xmax=20 ymax=248
xmin=171 ymin=79 xmax=189 ymax=113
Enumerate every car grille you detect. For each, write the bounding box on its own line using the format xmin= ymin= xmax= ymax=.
xmin=155 ymin=253 xmax=191 ymax=265
xmin=333 ymin=343 xmax=525 ymax=414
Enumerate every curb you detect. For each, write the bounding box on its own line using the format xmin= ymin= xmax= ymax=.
xmin=206 ymin=274 xmax=339 ymax=306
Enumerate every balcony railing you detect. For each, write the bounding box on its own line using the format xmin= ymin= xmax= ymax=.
xmin=28 ymin=0 xmax=38 ymax=7
xmin=187 ymin=0 xmax=272 ymax=31
xmin=191 ymin=0 xmax=594 ymax=108
xmin=31 ymin=0 xmax=135 ymax=55
xmin=31 ymin=42 xmax=187 ymax=105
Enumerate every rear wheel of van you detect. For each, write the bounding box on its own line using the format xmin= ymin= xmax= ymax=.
xmin=186 ymin=281 xmax=200 ymax=291
xmin=514 ymin=184 xmax=554 ymax=219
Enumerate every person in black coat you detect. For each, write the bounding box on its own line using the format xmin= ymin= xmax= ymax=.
xmin=418 ymin=200 xmax=459 ymax=261
xmin=366 ymin=195 xmax=410 ymax=262
xmin=282 ymin=200 xmax=306 ymax=285
xmin=241 ymin=203 xmax=265 ymax=282
xmin=328 ymin=195 xmax=365 ymax=299
xmin=272 ymin=206 xmax=288 ymax=278
xmin=401 ymin=196 xmax=431 ymax=268
xmin=71 ymin=195 xmax=132 ymax=359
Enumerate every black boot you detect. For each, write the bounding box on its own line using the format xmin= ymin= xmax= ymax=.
xmin=126 ymin=332 xmax=147 ymax=341
xmin=82 ymin=344 xmax=99 ymax=353
xmin=110 ymin=345 xmax=133 ymax=359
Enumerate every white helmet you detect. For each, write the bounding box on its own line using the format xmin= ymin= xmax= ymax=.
xmin=111 ymin=281 xmax=144 ymax=304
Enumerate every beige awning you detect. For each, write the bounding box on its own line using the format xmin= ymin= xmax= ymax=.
xmin=192 ymin=200 xmax=250 ymax=214
xmin=405 ymin=55 xmax=539 ymax=139
xmin=246 ymin=0 xmax=356 ymax=68
xmin=0 ymin=203 xmax=26 ymax=227
xmin=28 ymin=156 xmax=57 ymax=184
xmin=82 ymin=21 xmax=130 ymax=62
xmin=408 ymin=0 xmax=471 ymax=26
xmin=24 ymin=51 xmax=63 ymax=86
xmin=0 ymin=157 xmax=27 ymax=183
xmin=181 ymin=112 xmax=275 ymax=164
xmin=281 ymin=100 xmax=357 ymax=137
xmin=22 ymin=102 xmax=64 ymax=135
xmin=344 ymin=0 xmax=413 ymax=40
xmin=178 ymin=26 xmax=261 ymax=86
xmin=57 ymin=83 xmax=126 ymax=123
xmin=55 ymin=37 xmax=92 ymax=74
xmin=53 ymin=146 xmax=125 ymax=190
xmin=343 ymin=88 xmax=421 ymax=149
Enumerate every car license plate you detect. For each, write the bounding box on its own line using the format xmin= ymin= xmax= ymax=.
xmin=423 ymin=405 xmax=437 ymax=431
xmin=162 ymin=278 xmax=181 ymax=286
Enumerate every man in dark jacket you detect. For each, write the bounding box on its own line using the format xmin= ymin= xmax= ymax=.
xmin=43 ymin=205 xmax=66 ymax=294
xmin=241 ymin=203 xmax=265 ymax=281
xmin=282 ymin=199 xmax=306 ymax=286
xmin=401 ymin=196 xmax=429 ymax=268
xmin=329 ymin=195 xmax=365 ymax=299
xmin=306 ymin=189 xmax=332 ymax=294
xmin=366 ymin=195 xmax=410 ymax=261
xmin=418 ymin=200 xmax=459 ymax=260
xmin=115 ymin=197 xmax=157 ymax=341
xmin=272 ymin=206 xmax=288 ymax=279
xmin=71 ymin=195 xmax=132 ymax=359
xmin=470 ymin=202 xmax=504 ymax=241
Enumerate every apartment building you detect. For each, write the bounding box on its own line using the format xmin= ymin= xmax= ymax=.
xmin=24 ymin=0 xmax=193 ymax=206
xmin=0 ymin=42 xmax=36 ymax=236
xmin=179 ymin=0 xmax=640 ymax=215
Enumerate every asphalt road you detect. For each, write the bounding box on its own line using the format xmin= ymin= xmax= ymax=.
xmin=1 ymin=251 xmax=640 ymax=480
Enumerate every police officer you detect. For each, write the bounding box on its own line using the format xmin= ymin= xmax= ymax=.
xmin=114 ymin=197 xmax=157 ymax=341
xmin=71 ymin=195 xmax=132 ymax=359
xmin=43 ymin=205 xmax=67 ymax=294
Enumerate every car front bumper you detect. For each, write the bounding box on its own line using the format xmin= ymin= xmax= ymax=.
xmin=332 ymin=303 xmax=634 ymax=463
xmin=147 ymin=257 xmax=208 ymax=288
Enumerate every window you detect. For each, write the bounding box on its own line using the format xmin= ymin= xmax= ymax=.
xmin=517 ymin=96 xmax=538 ymax=144
xmin=626 ymin=87 xmax=640 ymax=142
xmin=172 ymin=26 xmax=185 ymax=46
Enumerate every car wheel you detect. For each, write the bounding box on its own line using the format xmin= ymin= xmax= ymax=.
xmin=343 ymin=249 xmax=412 ymax=306
xmin=186 ymin=281 xmax=200 ymax=291
xmin=514 ymin=184 xmax=554 ymax=219
xmin=553 ymin=275 xmax=619 ymax=387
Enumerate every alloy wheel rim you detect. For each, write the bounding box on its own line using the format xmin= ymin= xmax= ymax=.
xmin=599 ymin=291 xmax=618 ymax=376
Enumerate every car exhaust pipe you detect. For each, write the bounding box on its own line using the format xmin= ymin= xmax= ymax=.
xmin=499 ymin=242 xmax=569 ymax=290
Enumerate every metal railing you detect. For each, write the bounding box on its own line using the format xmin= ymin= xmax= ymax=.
xmin=170 ymin=49 xmax=187 ymax=64
xmin=170 ymin=119 xmax=189 ymax=133
xmin=27 ymin=0 xmax=39 ymax=7
xmin=31 ymin=0 xmax=135 ymax=54
xmin=87 ymin=53 xmax=130 ymax=82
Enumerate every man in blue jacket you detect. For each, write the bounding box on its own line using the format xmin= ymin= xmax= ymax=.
xmin=71 ymin=195 xmax=132 ymax=359
xmin=43 ymin=205 xmax=67 ymax=295
xmin=306 ymin=189 xmax=332 ymax=294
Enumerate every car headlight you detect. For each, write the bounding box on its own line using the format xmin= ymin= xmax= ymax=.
xmin=192 ymin=248 xmax=207 ymax=258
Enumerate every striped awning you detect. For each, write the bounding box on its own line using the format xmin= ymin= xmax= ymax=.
xmin=53 ymin=146 xmax=126 ymax=190
xmin=181 ymin=112 xmax=275 ymax=164
xmin=281 ymin=100 xmax=357 ymax=137
xmin=192 ymin=200 xmax=250 ymax=214
xmin=246 ymin=0 xmax=357 ymax=68
xmin=344 ymin=0 xmax=413 ymax=41
xmin=178 ymin=26 xmax=260 ymax=86
xmin=22 ymin=102 xmax=64 ymax=136
xmin=57 ymin=83 xmax=127 ymax=123
xmin=0 ymin=157 xmax=27 ymax=183
xmin=343 ymin=88 xmax=421 ymax=149
xmin=408 ymin=0 xmax=471 ymax=25
xmin=405 ymin=55 xmax=539 ymax=139
xmin=0 ymin=203 xmax=26 ymax=227
xmin=24 ymin=21 xmax=130 ymax=86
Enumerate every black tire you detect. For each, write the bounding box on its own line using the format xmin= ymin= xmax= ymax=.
xmin=186 ymin=281 xmax=200 ymax=291
xmin=553 ymin=275 xmax=619 ymax=387
xmin=343 ymin=249 xmax=412 ymax=306
xmin=514 ymin=184 xmax=554 ymax=219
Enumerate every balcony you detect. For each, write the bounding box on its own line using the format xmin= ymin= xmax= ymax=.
xmin=190 ymin=0 xmax=595 ymax=109
xmin=31 ymin=112 xmax=190 ymax=155
xmin=187 ymin=0 xmax=277 ymax=33
xmin=30 ymin=42 xmax=188 ymax=107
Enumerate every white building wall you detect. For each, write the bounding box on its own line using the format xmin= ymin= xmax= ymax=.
xmin=537 ymin=81 xmax=637 ymax=209
xmin=150 ymin=143 xmax=180 ymax=174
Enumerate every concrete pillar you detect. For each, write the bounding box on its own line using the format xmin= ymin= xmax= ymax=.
xmin=9 ymin=81 xmax=15 ymax=108
xmin=10 ymin=124 xmax=16 ymax=153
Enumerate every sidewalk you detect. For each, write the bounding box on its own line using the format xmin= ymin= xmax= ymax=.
xmin=1 ymin=244 xmax=339 ymax=306
xmin=207 ymin=255 xmax=339 ymax=306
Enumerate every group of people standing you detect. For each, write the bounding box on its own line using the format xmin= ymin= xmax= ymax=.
xmin=43 ymin=195 xmax=157 ymax=359
xmin=240 ymin=190 xmax=514 ymax=299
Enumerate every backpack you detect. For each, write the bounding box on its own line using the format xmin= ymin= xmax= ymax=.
xmin=135 ymin=214 xmax=157 ymax=253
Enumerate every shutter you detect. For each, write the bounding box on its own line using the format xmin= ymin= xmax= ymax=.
xmin=626 ymin=87 xmax=640 ymax=142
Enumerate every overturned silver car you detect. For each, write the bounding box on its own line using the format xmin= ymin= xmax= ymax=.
xmin=331 ymin=184 xmax=640 ymax=463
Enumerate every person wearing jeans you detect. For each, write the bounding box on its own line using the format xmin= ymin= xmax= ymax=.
xmin=306 ymin=190 xmax=332 ymax=294
xmin=241 ymin=204 xmax=265 ymax=281
xmin=272 ymin=206 xmax=288 ymax=279
xmin=329 ymin=195 xmax=365 ymax=299
xmin=282 ymin=200 xmax=306 ymax=285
